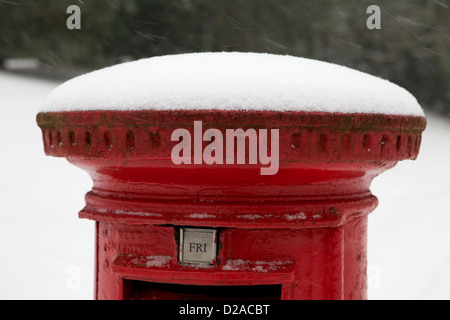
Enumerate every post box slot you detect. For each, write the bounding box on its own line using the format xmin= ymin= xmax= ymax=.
xmin=123 ymin=280 xmax=281 ymax=300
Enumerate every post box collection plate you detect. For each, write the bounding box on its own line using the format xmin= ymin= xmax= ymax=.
xmin=179 ymin=228 xmax=217 ymax=265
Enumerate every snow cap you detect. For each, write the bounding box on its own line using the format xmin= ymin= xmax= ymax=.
xmin=41 ymin=52 xmax=424 ymax=116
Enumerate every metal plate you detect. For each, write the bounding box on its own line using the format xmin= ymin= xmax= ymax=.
xmin=179 ymin=228 xmax=217 ymax=265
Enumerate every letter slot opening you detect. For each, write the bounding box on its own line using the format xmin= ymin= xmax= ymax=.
xmin=123 ymin=280 xmax=282 ymax=300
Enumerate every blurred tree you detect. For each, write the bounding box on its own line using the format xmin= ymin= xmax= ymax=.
xmin=0 ymin=0 xmax=448 ymax=114
xmin=0 ymin=0 xmax=121 ymax=68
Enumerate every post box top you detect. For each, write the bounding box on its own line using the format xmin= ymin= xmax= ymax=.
xmin=40 ymin=52 xmax=424 ymax=117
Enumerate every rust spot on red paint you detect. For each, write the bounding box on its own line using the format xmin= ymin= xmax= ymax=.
xmin=126 ymin=131 xmax=135 ymax=150
xmin=104 ymin=131 xmax=113 ymax=149
xmin=342 ymin=133 xmax=353 ymax=153
xmin=381 ymin=134 xmax=389 ymax=146
xmin=363 ymin=134 xmax=371 ymax=150
xmin=290 ymin=133 xmax=302 ymax=152
xmin=396 ymin=135 xmax=402 ymax=151
xmin=86 ymin=132 xmax=92 ymax=148
xmin=48 ymin=130 xmax=53 ymax=148
xmin=318 ymin=133 xmax=327 ymax=153
xmin=407 ymin=135 xmax=414 ymax=157
xmin=69 ymin=130 xmax=76 ymax=146
xmin=149 ymin=131 xmax=161 ymax=149
xmin=56 ymin=131 xmax=62 ymax=147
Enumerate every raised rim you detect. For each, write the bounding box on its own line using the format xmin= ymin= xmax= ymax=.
xmin=37 ymin=110 xmax=426 ymax=163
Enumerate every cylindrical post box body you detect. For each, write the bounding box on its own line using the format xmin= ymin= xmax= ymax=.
xmin=37 ymin=110 xmax=425 ymax=300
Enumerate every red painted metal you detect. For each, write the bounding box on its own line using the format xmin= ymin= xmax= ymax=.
xmin=37 ymin=110 xmax=426 ymax=300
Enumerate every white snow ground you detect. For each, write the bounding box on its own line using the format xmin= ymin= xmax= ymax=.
xmin=0 ymin=72 xmax=448 ymax=300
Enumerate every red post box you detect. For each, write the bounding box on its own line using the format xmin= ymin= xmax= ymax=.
xmin=36 ymin=53 xmax=426 ymax=300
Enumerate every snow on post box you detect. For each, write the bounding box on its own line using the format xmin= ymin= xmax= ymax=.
xmin=37 ymin=52 xmax=426 ymax=300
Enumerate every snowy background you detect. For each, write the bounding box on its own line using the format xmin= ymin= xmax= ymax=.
xmin=1 ymin=0 xmax=449 ymax=300
xmin=0 ymin=71 xmax=449 ymax=300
